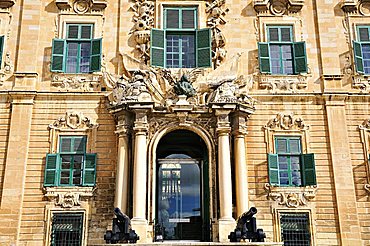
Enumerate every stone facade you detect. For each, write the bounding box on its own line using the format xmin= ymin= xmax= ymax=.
xmin=0 ymin=0 xmax=369 ymax=246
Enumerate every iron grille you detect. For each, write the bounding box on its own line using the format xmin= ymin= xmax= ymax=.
xmin=51 ymin=213 xmax=83 ymax=246
xmin=280 ymin=213 xmax=311 ymax=246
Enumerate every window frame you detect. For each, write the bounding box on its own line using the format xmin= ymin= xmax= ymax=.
xmin=355 ymin=25 xmax=370 ymax=74
xmin=278 ymin=212 xmax=312 ymax=246
xmin=274 ymin=136 xmax=303 ymax=187
xmin=267 ymin=25 xmax=294 ymax=75
xmin=50 ymin=212 xmax=84 ymax=246
xmin=163 ymin=6 xmax=198 ymax=68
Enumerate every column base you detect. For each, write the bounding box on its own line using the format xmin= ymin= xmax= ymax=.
xmin=131 ymin=218 xmax=148 ymax=243
xmin=217 ymin=218 xmax=236 ymax=242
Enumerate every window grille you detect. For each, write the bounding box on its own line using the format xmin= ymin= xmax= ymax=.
xmin=51 ymin=213 xmax=84 ymax=246
xmin=280 ymin=213 xmax=311 ymax=246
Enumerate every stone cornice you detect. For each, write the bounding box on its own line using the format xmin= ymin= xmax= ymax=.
xmin=56 ymin=0 xmax=107 ymax=14
xmin=254 ymin=0 xmax=305 ymax=15
xmin=340 ymin=0 xmax=370 ymax=15
xmin=0 ymin=0 xmax=15 ymax=9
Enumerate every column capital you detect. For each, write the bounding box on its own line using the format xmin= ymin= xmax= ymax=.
xmin=232 ymin=113 xmax=248 ymax=136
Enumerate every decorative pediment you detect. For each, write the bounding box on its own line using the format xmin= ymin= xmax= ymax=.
xmin=0 ymin=0 xmax=15 ymax=9
xmin=341 ymin=0 xmax=370 ymax=15
xmin=44 ymin=187 xmax=95 ymax=208
xmin=265 ymin=112 xmax=308 ymax=131
xmin=49 ymin=111 xmax=99 ymax=130
xmin=265 ymin=183 xmax=317 ymax=208
xmin=55 ymin=0 xmax=107 ymax=14
xmin=253 ymin=0 xmax=305 ymax=15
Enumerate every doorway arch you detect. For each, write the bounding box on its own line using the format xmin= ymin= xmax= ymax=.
xmin=155 ymin=129 xmax=210 ymax=241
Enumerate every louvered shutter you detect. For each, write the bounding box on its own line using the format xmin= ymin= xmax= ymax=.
xmin=60 ymin=137 xmax=72 ymax=152
xmin=67 ymin=25 xmax=79 ymax=39
xmin=276 ymin=138 xmax=288 ymax=154
xmin=293 ymin=41 xmax=307 ymax=74
xmin=280 ymin=27 xmax=292 ymax=42
xmin=268 ymin=153 xmax=279 ymax=185
xmin=83 ymin=153 xmax=97 ymax=186
xmin=0 ymin=35 xmax=4 ymax=68
xmin=44 ymin=154 xmax=59 ymax=186
xmin=73 ymin=136 xmax=86 ymax=153
xmin=359 ymin=27 xmax=370 ymax=42
xmin=353 ymin=40 xmax=364 ymax=74
xmin=302 ymin=153 xmax=317 ymax=186
xmin=196 ymin=28 xmax=211 ymax=68
xmin=150 ymin=29 xmax=165 ymax=67
xmin=90 ymin=38 xmax=102 ymax=72
xmin=258 ymin=42 xmax=271 ymax=73
xmin=51 ymin=39 xmax=66 ymax=72
xmin=289 ymin=138 xmax=301 ymax=154
xmin=81 ymin=25 xmax=92 ymax=39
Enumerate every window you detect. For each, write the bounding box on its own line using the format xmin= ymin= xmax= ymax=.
xmin=0 ymin=35 xmax=4 ymax=68
xmin=353 ymin=26 xmax=370 ymax=74
xmin=258 ymin=25 xmax=307 ymax=74
xmin=150 ymin=7 xmax=211 ymax=68
xmin=280 ymin=213 xmax=311 ymax=246
xmin=44 ymin=136 xmax=97 ymax=187
xmin=51 ymin=213 xmax=84 ymax=246
xmin=51 ymin=24 xmax=102 ymax=73
xmin=268 ymin=136 xmax=316 ymax=186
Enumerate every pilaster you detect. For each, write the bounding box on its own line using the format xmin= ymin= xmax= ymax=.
xmin=0 ymin=91 xmax=35 ymax=245
xmin=324 ymin=94 xmax=362 ymax=245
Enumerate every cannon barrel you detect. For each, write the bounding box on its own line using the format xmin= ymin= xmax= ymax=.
xmin=114 ymin=207 xmax=130 ymax=223
xmin=237 ymin=207 xmax=257 ymax=229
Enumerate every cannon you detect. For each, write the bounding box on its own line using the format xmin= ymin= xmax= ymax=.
xmin=104 ymin=208 xmax=140 ymax=244
xmin=228 ymin=207 xmax=266 ymax=242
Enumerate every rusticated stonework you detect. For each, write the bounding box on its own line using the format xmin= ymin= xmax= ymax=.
xmin=265 ymin=183 xmax=317 ymax=208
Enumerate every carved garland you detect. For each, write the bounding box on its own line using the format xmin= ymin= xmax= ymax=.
xmin=265 ymin=184 xmax=317 ymax=208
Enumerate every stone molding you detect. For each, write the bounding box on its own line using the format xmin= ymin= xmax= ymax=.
xmin=359 ymin=119 xmax=370 ymax=194
xmin=352 ymin=75 xmax=370 ymax=93
xmin=0 ymin=0 xmax=15 ymax=9
xmin=258 ymin=74 xmax=309 ymax=93
xmin=253 ymin=0 xmax=304 ymax=15
xmin=51 ymin=73 xmax=102 ymax=92
xmin=44 ymin=187 xmax=96 ymax=208
xmin=56 ymin=0 xmax=107 ymax=14
xmin=341 ymin=0 xmax=370 ymax=16
xmin=265 ymin=183 xmax=317 ymax=208
xmin=264 ymin=112 xmax=310 ymax=153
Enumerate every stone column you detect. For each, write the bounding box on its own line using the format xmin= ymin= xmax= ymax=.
xmin=114 ymin=115 xmax=130 ymax=213
xmin=325 ymin=95 xmax=362 ymax=245
xmin=215 ymin=108 xmax=236 ymax=242
xmin=232 ymin=114 xmax=249 ymax=217
xmin=130 ymin=106 xmax=151 ymax=242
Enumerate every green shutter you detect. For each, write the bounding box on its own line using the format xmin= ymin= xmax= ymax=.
xmin=90 ymin=38 xmax=102 ymax=72
xmin=73 ymin=136 xmax=86 ymax=153
xmin=83 ymin=153 xmax=97 ymax=186
xmin=293 ymin=41 xmax=307 ymax=74
xmin=258 ymin=42 xmax=271 ymax=73
xmin=150 ymin=29 xmax=165 ymax=67
xmin=302 ymin=153 xmax=316 ymax=186
xmin=0 ymin=35 xmax=4 ymax=68
xmin=353 ymin=40 xmax=364 ymax=74
xmin=166 ymin=9 xmax=180 ymax=29
xmin=51 ymin=39 xmax=66 ymax=72
xmin=268 ymin=153 xmax=279 ymax=185
xmin=60 ymin=137 xmax=72 ymax=152
xmin=196 ymin=28 xmax=212 ymax=68
xmin=44 ymin=154 xmax=59 ymax=186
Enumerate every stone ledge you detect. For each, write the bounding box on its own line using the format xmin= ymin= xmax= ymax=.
xmin=91 ymin=243 xmax=283 ymax=246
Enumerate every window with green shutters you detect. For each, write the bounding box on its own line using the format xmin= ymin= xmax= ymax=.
xmin=44 ymin=136 xmax=97 ymax=187
xmin=353 ymin=26 xmax=370 ymax=74
xmin=51 ymin=24 xmax=102 ymax=73
xmin=268 ymin=136 xmax=316 ymax=187
xmin=150 ymin=7 xmax=211 ymax=68
xmin=258 ymin=26 xmax=307 ymax=74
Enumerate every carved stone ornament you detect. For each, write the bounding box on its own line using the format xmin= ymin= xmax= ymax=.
xmin=0 ymin=0 xmax=15 ymax=9
xmin=55 ymin=0 xmax=107 ymax=14
xmin=365 ymin=184 xmax=370 ymax=194
xmin=44 ymin=187 xmax=95 ymax=208
xmin=129 ymin=0 xmax=154 ymax=64
xmin=265 ymin=112 xmax=308 ymax=131
xmin=253 ymin=0 xmax=304 ymax=16
xmin=49 ymin=111 xmax=99 ymax=130
xmin=352 ymin=75 xmax=370 ymax=93
xmin=51 ymin=73 xmax=102 ymax=92
xmin=258 ymin=74 xmax=309 ymax=93
xmin=207 ymin=0 xmax=229 ymax=68
xmin=341 ymin=0 xmax=370 ymax=16
xmin=264 ymin=183 xmax=317 ymax=208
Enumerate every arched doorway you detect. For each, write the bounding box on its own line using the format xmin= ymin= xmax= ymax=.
xmin=156 ymin=130 xmax=209 ymax=241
